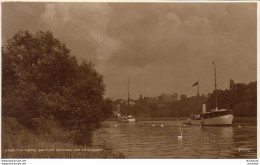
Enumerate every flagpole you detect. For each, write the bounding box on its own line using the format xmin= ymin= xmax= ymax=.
xmin=197 ymin=82 xmax=199 ymax=96
xmin=192 ymin=81 xmax=199 ymax=96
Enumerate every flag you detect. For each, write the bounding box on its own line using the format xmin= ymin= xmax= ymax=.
xmin=192 ymin=81 xmax=198 ymax=87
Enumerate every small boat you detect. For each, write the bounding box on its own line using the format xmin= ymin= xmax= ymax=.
xmin=182 ymin=120 xmax=192 ymax=126
xmin=189 ymin=114 xmax=201 ymax=126
xmin=118 ymin=78 xmax=137 ymax=123
xmin=118 ymin=115 xmax=137 ymax=123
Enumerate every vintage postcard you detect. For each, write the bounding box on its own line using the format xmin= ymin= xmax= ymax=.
xmin=1 ymin=1 xmax=257 ymax=162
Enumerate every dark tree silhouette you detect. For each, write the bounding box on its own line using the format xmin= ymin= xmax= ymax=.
xmin=2 ymin=30 xmax=113 ymax=145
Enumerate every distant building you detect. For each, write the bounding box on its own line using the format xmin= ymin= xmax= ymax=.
xmin=143 ymin=93 xmax=178 ymax=104
xmin=159 ymin=93 xmax=178 ymax=103
xmin=114 ymin=99 xmax=126 ymax=104
xmin=114 ymin=98 xmax=135 ymax=106
xmin=145 ymin=96 xmax=160 ymax=104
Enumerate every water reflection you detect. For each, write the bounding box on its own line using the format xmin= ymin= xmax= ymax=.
xmin=92 ymin=119 xmax=256 ymax=158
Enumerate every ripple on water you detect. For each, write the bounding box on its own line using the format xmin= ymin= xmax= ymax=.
xmin=92 ymin=120 xmax=257 ymax=158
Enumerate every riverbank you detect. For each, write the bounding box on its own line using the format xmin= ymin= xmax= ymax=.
xmin=107 ymin=117 xmax=188 ymax=121
xmin=107 ymin=117 xmax=256 ymax=123
xmin=2 ymin=117 xmax=125 ymax=158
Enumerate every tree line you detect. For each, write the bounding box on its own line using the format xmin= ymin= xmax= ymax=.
xmin=119 ymin=81 xmax=256 ymax=117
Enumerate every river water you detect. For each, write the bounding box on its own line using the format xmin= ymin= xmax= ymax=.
xmin=92 ymin=118 xmax=257 ymax=158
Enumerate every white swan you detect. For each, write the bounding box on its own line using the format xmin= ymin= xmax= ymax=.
xmin=152 ymin=123 xmax=155 ymax=127
xmin=161 ymin=124 xmax=164 ymax=127
xmin=114 ymin=124 xmax=117 ymax=127
xmin=238 ymin=125 xmax=242 ymax=128
xmin=178 ymin=132 xmax=182 ymax=140
xmin=177 ymin=126 xmax=183 ymax=140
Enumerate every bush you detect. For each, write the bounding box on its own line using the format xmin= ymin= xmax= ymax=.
xmin=2 ymin=30 xmax=113 ymax=145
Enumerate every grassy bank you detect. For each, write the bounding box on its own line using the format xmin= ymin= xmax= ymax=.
xmin=2 ymin=117 xmax=125 ymax=158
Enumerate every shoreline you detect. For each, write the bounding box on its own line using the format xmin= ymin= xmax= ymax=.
xmin=1 ymin=117 xmax=125 ymax=159
xmin=107 ymin=116 xmax=257 ymax=122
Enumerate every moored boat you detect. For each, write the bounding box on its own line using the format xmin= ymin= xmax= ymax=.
xmin=189 ymin=107 xmax=234 ymax=126
xmin=200 ymin=109 xmax=234 ymax=126
xmin=189 ymin=114 xmax=202 ymax=126
xmin=118 ymin=115 xmax=137 ymax=123
xmin=118 ymin=78 xmax=138 ymax=123
xmin=189 ymin=62 xmax=234 ymax=126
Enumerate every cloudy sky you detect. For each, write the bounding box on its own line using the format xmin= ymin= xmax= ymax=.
xmin=2 ymin=2 xmax=257 ymax=99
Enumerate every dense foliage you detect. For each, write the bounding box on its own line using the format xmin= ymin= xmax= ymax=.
xmin=2 ymin=31 xmax=113 ymax=145
xmin=207 ymin=81 xmax=257 ymax=117
xmin=120 ymin=95 xmax=206 ymax=117
xmin=119 ymin=81 xmax=256 ymax=117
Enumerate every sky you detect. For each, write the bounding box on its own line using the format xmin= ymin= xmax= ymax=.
xmin=2 ymin=2 xmax=257 ymax=100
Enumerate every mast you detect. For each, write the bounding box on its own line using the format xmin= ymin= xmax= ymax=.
xmin=212 ymin=61 xmax=218 ymax=110
xmin=128 ymin=77 xmax=130 ymax=107
xmin=197 ymin=82 xmax=200 ymax=96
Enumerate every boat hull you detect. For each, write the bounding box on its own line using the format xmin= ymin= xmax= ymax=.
xmin=190 ymin=119 xmax=201 ymax=126
xmin=202 ymin=114 xmax=234 ymax=126
xmin=118 ymin=118 xmax=137 ymax=123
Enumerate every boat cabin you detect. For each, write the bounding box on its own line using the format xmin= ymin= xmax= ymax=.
xmin=200 ymin=109 xmax=233 ymax=119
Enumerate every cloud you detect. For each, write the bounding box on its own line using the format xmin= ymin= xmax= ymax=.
xmin=2 ymin=2 xmax=256 ymax=99
xmin=90 ymin=30 xmax=121 ymax=62
xmin=40 ymin=4 xmax=56 ymax=21
xmin=37 ymin=3 xmax=123 ymax=64
xmin=102 ymin=3 xmax=256 ymax=70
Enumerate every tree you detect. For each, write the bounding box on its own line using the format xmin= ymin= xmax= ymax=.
xmin=2 ymin=30 xmax=113 ymax=145
xmin=180 ymin=94 xmax=187 ymax=101
xmin=3 ymin=31 xmax=77 ymax=117
xmin=206 ymin=81 xmax=256 ymax=117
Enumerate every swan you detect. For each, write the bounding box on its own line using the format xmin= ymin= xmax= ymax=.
xmin=161 ymin=124 xmax=164 ymax=127
xmin=178 ymin=132 xmax=182 ymax=140
xmin=238 ymin=125 xmax=242 ymax=128
xmin=152 ymin=123 xmax=155 ymax=127
xmin=114 ymin=124 xmax=117 ymax=127
xmin=177 ymin=126 xmax=183 ymax=140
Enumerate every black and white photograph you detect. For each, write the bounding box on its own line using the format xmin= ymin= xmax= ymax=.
xmin=1 ymin=1 xmax=257 ymax=160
